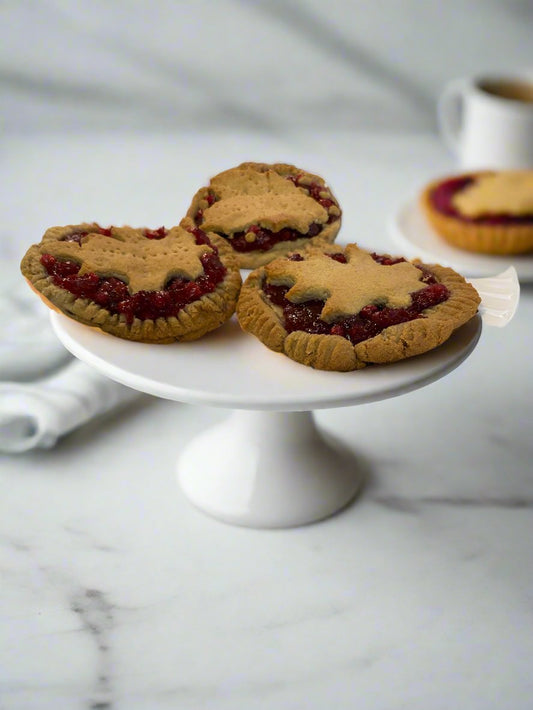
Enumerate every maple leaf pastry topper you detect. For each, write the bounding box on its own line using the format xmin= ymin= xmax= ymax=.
xmin=40 ymin=225 xmax=212 ymax=294
xmin=264 ymin=244 xmax=427 ymax=321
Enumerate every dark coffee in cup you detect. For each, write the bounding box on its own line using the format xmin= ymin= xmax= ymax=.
xmin=478 ymin=78 xmax=533 ymax=104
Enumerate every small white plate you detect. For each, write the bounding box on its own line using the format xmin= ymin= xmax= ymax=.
xmin=389 ymin=197 xmax=533 ymax=281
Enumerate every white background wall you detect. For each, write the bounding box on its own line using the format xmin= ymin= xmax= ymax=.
xmin=2 ymin=0 xmax=532 ymax=134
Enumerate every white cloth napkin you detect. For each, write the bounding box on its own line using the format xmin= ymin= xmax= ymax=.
xmin=0 ymin=261 xmax=141 ymax=453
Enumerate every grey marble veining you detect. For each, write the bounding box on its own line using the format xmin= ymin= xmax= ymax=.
xmin=69 ymin=588 xmax=113 ymax=709
xmin=372 ymin=494 xmax=533 ymax=513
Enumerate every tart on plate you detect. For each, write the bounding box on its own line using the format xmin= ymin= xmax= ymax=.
xmin=184 ymin=162 xmax=342 ymax=269
xmin=420 ymin=170 xmax=533 ymax=255
xmin=236 ymin=243 xmax=480 ymax=371
xmin=21 ymin=222 xmax=242 ymax=343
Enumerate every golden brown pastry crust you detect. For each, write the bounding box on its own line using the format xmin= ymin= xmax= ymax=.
xmin=420 ymin=173 xmax=533 ymax=255
xmin=184 ymin=162 xmax=342 ymax=268
xmin=236 ymin=244 xmax=481 ymax=371
xmin=21 ymin=223 xmax=242 ymax=343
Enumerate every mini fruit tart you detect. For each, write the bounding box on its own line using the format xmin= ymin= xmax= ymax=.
xmin=421 ymin=170 xmax=533 ymax=255
xmin=184 ymin=162 xmax=342 ymax=268
xmin=21 ymin=221 xmax=242 ymax=343
xmin=236 ymin=243 xmax=480 ymax=371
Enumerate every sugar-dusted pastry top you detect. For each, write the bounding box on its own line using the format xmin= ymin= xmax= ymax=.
xmin=201 ymin=165 xmax=329 ymax=234
xmin=39 ymin=225 xmax=212 ymax=294
xmin=264 ymin=244 xmax=426 ymax=322
xmin=452 ymin=171 xmax=533 ymax=216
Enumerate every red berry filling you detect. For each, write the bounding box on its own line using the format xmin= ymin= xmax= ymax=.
xmin=61 ymin=225 xmax=113 ymax=244
xmin=41 ymin=228 xmax=227 ymax=324
xmin=195 ymin=173 xmax=340 ymax=251
xmin=143 ymin=226 xmax=169 ymax=239
xmin=263 ymin=253 xmax=450 ymax=345
xmin=431 ymin=176 xmax=533 ymax=225
xmin=229 ymin=222 xmax=323 ymax=253
xmin=286 ymin=174 xmax=340 ymax=224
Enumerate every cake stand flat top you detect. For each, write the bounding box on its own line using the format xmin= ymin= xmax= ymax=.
xmin=51 ymin=312 xmax=482 ymax=412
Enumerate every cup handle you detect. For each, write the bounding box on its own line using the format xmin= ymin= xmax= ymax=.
xmin=437 ymin=79 xmax=467 ymax=155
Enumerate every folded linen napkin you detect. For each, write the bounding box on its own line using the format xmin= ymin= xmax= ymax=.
xmin=0 ymin=260 xmax=141 ymax=453
xmin=0 ymin=361 xmax=140 ymax=453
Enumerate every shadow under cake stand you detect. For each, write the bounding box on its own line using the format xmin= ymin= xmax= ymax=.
xmin=51 ymin=312 xmax=482 ymax=528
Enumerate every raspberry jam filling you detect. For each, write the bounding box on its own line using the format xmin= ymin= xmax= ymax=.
xmin=431 ymin=176 xmax=533 ymax=225
xmin=143 ymin=226 xmax=169 ymax=239
xmin=195 ymin=173 xmax=340 ymax=252
xmin=227 ymin=222 xmax=322 ymax=253
xmin=263 ymin=253 xmax=450 ymax=346
xmin=41 ymin=228 xmax=226 ymax=324
xmin=62 ymin=225 xmax=113 ymax=244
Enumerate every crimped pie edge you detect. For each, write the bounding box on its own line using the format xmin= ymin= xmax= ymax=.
xmin=21 ymin=225 xmax=242 ymax=343
xmin=236 ymin=250 xmax=481 ymax=371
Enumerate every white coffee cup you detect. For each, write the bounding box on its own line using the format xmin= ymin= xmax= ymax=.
xmin=438 ymin=73 xmax=533 ymax=170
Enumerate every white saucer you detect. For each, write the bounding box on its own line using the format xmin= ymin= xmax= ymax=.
xmin=389 ymin=197 xmax=533 ymax=281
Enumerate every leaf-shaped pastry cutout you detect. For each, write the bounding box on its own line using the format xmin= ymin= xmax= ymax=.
xmin=201 ymin=193 xmax=327 ymax=234
xmin=41 ymin=226 xmax=212 ymax=294
xmin=452 ymin=171 xmax=533 ymax=216
xmin=264 ymin=244 xmax=426 ymax=322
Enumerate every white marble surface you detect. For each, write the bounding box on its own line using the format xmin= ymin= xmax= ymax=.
xmin=1 ymin=129 xmax=533 ymax=709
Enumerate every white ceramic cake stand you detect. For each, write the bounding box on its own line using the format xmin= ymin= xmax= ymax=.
xmin=51 ymin=311 xmax=482 ymax=528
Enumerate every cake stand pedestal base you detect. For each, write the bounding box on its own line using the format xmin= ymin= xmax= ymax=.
xmin=177 ymin=410 xmax=363 ymax=528
xmin=51 ymin=311 xmax=485 ymax=529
